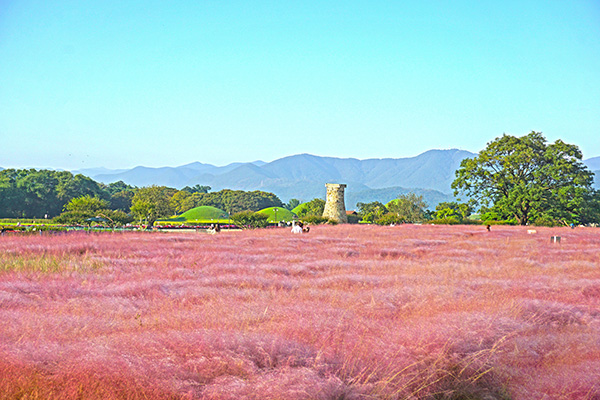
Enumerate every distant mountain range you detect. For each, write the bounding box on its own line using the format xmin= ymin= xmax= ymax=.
xmin=582 ymin=157 xmax=600 ymax=189
xmin=585 ymin=156 xmax=600 ymax=172
xmin=3 ymin=152 xmax=599 ymax=210
xmin=72 ymin=149 xmax=476 ymax=208
xmin=76 ymin=151 xmax=600 ymax=209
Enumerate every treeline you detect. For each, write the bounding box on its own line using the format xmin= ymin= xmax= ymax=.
xmin=169 ymin=187 xmax=283 ymax=216
xmin=129 ymin=186 xmax=284 ymax=227
xmin=0 ymin=169 xmax=284 ymax=225
xmin=0 ymin=169 xmax=124 ymax=218
xmin=4 ymin=131 xmax=600 ymax=228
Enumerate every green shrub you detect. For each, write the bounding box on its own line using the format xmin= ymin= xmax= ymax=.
xmin=485 ymin=220 xmax=517 ymax=226
xmin=292 ymin=199 xmax=325 ymax=218
xmin=302 ymin=215 xmax=331 ymax=225
xmin=430 ymin=218 xmax=482 ymax=225
xmin=374 ymin=213 xmax=406 ymax=225
xmin=533 ymin=215 xmax=561 ymax=227
xmin=53 ymin=211 xmax=93 ymax=225
xmin=480 ymin=211 xmax=518 ymax=226
xmin=429 ymin=217 xmax=462 ymax=225
xmin=53 ymin=209 xmax=133 ymax=226
xmin=231 ymin=211 xmax=269 ymax=229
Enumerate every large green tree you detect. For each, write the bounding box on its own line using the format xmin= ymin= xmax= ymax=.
xmin=385 ymin=193 xmax=428 ymax=223
xmin=169 ymin=190 xmax=192 ymax=214
xmin=103 ymin=181 xmax=135 ymax=212
xmin=284 ymin=198 xmax=301 ymax=211
xmin=0 ymin=169 xmax=104 ymax=218
xmin=294 ymin=198 xmax=326 ymax=218
xmin=356 ymin=201 xmax=387 ymax=223
xmin=64 ymin=195 xmax=110 ymax=213
xmin=0 ymin=170 xmax=27 ymax=217
xmin=130 ymin=186 xmax=177 ymax=227
xmin=54 ymin=195 xmax=133 ymax=226
xmin=452 ymin=132 xmax=599 ymax=226
xmin=434 ymin=201 xmax=475 ymax=222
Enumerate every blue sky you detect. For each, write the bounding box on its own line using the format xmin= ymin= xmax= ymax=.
xmin=1 ymin=0 xmax=599 ymax=170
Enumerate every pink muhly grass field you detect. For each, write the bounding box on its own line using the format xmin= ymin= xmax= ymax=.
xmin=1 ymin=224 xmax=599 ymax=399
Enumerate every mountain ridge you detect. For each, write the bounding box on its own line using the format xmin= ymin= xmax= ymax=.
xmin=67 ymin=150 xmax=600 ymax=208
xmin=73 ymin=149 xmax=475 ymax=208
xmin=4 ymin=151 xmax=596 ymax=210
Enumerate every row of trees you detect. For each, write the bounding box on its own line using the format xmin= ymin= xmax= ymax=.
xmin=169 ymin=189 xmax=284 ymax=216
xmin=0 ymin=169 xmax=134 ymax=219
xmin=356 ymin=197 xmax=475 ymax=225
xmin=2 ymin=132 xmax=599 ymax=227
xmin=0 ymin=168 xmax=326 ymax=227
xmin=0 ymin=170 xmax=287 ymax=227
xmin=130 ymin=187 xmax=285 ymax=227
xmin=357 ymin=193 xmax=431 ymax=224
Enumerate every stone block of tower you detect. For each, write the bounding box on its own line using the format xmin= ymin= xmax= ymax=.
xmin=322 ymin=183 xmax=348 ymax=223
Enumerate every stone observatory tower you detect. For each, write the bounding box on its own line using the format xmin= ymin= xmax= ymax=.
xmin=322 ymin=183 xmax=348 ymax=223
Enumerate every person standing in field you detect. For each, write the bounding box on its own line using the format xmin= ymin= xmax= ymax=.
xmin=208 ymin=224 xmax=220 ymax=234
xmin=291 ymin=222 xmax=302 ymax=234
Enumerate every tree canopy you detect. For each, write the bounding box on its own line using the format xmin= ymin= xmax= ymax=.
xmin=54 ymin=195 xmax=133 ymax=226
xmin=0 ymin=169 xmax=105 ymax=218
xmin=130 ymin=186 xmax=177 ymax=227
xmin=64 ymin=195 xmax=110 ymax=213
xmin=284 ymin=198 xmax=301 ymax=211
xmin=356 ymin=195 xmax=428 ymax=225
xmin=356 ymin=201 xmax=387 ymax=223
xmin=181 ymin=184 xmax=211 ymax=194
xmin=191 ymin=189 xmax=284 ymax=215
xmin=385 ymin=193 xmax=428 ymax=224
xmin=292 ymin=199 xmax=325 ymax=218
xmin=452 ymin=132 xmax=599 ymax=225
xmin=230 ymin=210 xmax=269 ymax=229
xmin=434 ymin=201 xmax=475 ymax=222
xmin=0 ymin=169 xmax=287 ymax=227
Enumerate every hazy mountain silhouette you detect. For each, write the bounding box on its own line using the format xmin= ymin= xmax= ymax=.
xmin=582 ymin=157 xmax=600 ymax=190
xmin=77 ymin=150 xmax=472 ymax=207
xmin=584 ymin=156 xmax=600 ymax=171
xmin=69 ymin=150 xmax=600 ymax=208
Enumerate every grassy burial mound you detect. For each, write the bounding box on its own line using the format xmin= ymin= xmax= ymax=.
xmin=291 ymin=203 xmax=308 ymax=216
xmin=256 ymin=207 xmax=297 ymax=223
xmin=162 ymin=206 xmax=229 ymax=225
xmin=180 ymin=206 xmax=228 ymax=221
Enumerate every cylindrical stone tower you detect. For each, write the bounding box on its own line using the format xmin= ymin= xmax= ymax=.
xmin=322 ymin=183 xmax=348 ymax=223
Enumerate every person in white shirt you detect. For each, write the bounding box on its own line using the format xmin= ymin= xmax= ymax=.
xmin=291 ymin=222 xmax=302 ymax=234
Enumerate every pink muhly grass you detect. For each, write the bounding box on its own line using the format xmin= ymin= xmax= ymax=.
xmin=0 ymin=225 xmax=599 ymax=399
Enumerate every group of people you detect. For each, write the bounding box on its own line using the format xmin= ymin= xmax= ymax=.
xmin=207 ymin=224 xmax=221 ymax=234
xmin=205 ymin=221 xmax=309 ymax=234
xmin=291 ymin=221 xmax=310 ymax=234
